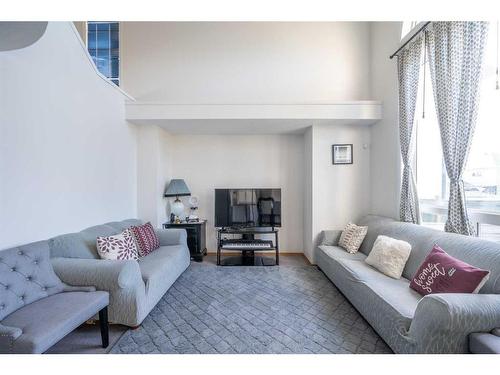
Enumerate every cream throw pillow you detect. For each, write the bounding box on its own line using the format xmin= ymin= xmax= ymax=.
xmin=338 ymin=223 xmax=368 ymax=254
xmin=365 ymin=235 xmax=411 ymax=279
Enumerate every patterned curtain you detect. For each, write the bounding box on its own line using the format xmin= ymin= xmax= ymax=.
xmin=398 ymin=35 xmax=424 ymax=224
xmin=426 ymin=22 xmax=489 ymax=235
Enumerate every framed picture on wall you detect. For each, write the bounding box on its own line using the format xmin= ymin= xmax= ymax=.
xmin=332 ymin=144 xmax=353 ymax=165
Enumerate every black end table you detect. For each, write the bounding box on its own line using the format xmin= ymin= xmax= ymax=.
xmin=163 ymin=220 xmax=207 ymax=262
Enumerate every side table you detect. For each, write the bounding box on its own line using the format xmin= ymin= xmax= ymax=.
xmin=163 ymin=220 xmax=207 ymax=262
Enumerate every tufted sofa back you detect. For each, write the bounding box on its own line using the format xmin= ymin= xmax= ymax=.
xmin=48 ymin=219 xmax=143 ymax=259
xmin=0 ymin=241 xmax=64 ymax=320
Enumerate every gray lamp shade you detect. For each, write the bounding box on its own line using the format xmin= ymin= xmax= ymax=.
xmin=164 ymin=179 xmax=191 ymax=197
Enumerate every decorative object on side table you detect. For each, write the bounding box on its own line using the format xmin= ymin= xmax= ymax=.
xmin=332 ymin=144 xmax=353 ymax=164
xmin=164 ymin=179 xmax=191 ymax=222
xmin=188 ymin=195 xmax=200 ymax=222
xmin=163 ymin=220 xmax=207 ymax=262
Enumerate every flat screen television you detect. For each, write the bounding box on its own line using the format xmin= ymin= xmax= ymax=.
xmin=214 ymin=188 xmax=281 ymax=229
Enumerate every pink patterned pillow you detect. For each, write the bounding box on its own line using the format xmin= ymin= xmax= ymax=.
xmin=129 ymin=222 xmax=160 ymax=257
xmin=410 ymin=244 xmax=490 ymax=296
xmin=96 ymin=229 xmax=139 ymax=260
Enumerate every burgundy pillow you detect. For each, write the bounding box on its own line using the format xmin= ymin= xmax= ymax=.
xmin=410 ymin=244 xmax=490 ymax=296
xmin=129 ymin=222 xmax=160 ymax=257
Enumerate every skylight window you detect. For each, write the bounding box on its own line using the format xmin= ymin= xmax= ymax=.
xmin=87 ymin=21 xmax=120 ymax=86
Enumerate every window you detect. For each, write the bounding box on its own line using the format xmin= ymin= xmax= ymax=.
xmin=401 ymin=21 xmax=419 ymax=40
xmin=416 ymin=23 xmax=500 ymax=240
xmin=87 ymin=22 xmax=120 ymax=86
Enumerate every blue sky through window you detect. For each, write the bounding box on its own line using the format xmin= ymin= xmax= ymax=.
xmin=87 ymin=22 xmax=119 ymax=85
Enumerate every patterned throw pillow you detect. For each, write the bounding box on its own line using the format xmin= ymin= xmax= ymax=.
xmin=410 ymin=244 xmax=490 ymax=296
xmin=96 ymin=229 xmax=139 ymax=260
xmin=338 ymin=222 xmax=368 ymax=254
xmin=129 ymin=222 xmax=160 ymax=257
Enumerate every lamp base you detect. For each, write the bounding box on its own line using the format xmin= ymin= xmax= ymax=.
xmin=171 ymin=198 xmax=185 ymax=218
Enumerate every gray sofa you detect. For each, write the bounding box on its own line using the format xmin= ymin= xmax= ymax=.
xmin=48 ymin=219 xmax=190 ymax=327
xmin=316 ymin=215 xmax=500 ymax=354
xmin=0 ymin=241 xmax=109 ymax=353
xmin=470 ymin=329 xmax=500 ymax=353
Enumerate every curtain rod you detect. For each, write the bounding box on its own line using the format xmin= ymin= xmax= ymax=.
xmin=389 ymin=22 xmax=431 ymax=59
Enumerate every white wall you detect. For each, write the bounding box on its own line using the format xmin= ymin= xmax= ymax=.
xmin=136 ymin=124 xmax=372 ymax=262
xmin=303 ymin=124 xmax=372 ymax=262
xmin=168 ymin=134 xmax=304 ymax=252
xmin=303 ymin=127 xmax=313 ymax=259
xmin=136 ymin=124 xmax=174 ymax=227
xmin=369 ymin=22 xmax=403 ymax=219
xmin=0 ymin=21 xmax=389 ymax=257
xmin=121 ymin=22 xmax=372 ymax=103
xmin=123 ymin=21 xmax=376 ymax=260
xmin=73 ymin=21 xmax=87 ymax=45
xmin=0 ymin=22 xmax=137 ymax=249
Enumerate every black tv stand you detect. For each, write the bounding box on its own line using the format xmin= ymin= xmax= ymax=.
xmin=241 ymin=232 xmax=255 ymax=241
xmin=216 ymin=227 xmax=279 ymax=266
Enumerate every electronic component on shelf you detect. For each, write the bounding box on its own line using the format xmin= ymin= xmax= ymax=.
xmin=221 ymin=239 xmax=273 ymax=250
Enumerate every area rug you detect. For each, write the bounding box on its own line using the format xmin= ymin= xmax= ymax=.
xmin=110 ymin=263 xmax=392 ymax=354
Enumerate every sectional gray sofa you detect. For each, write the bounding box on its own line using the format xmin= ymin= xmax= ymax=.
xmin=48 ymin=219 xmax=190 ymax=327
xmin=0 ymin=241 xmax=109 ymax=354
xmin=317 ymin=215 xmax=500 ymax=354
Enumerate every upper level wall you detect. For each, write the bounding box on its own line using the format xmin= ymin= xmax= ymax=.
xmin=73 ymin=21 xmax=87 ymax=44
xmin=0 ymin=22 xmax=137 ymax=249
xmin=120 ymin=22 xmax=372 ymax=104
xmin=369 ymin=22 xmax=402 ymax=219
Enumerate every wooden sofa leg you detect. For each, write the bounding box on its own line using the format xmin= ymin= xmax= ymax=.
xmin=99 ymin=307 xmax=109 ymax=348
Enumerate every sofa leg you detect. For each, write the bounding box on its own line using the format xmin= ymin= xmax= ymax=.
xmin=99 ymin=307 xmax=109 ymax=348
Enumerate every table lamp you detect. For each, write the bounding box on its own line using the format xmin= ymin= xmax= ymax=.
xmin=164 ymin=179 xmax=191 ymax=219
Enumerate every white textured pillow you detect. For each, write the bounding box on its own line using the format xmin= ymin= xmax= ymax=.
xmin=96 ymin=229 xmax=139 ymax=261
xmin=365 ymin=235 xmax=411 ymax=279
xmin=338 ymin=223 xmax=368 ymax=254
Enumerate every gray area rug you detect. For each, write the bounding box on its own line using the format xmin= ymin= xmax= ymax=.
xmin=110 ymin=263 xmax=392 ymax=354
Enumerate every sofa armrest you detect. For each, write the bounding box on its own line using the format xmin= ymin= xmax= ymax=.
xmin=319 ymin=230 xmax=343 ymax=246
xmin=155 ymin=228 xmax=187 ymax=247
xmin=409 ymin=293 xmax=500 ymax=353
xmin=0 ymin=324 xmax=22 ymax=353
xmin=51 ymin=257 xmax=142 ymax=291
xmin=469 ymin=332 xmax=500 ymax=354
xmin=0 ymin=324 xmax=22 ymax=339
